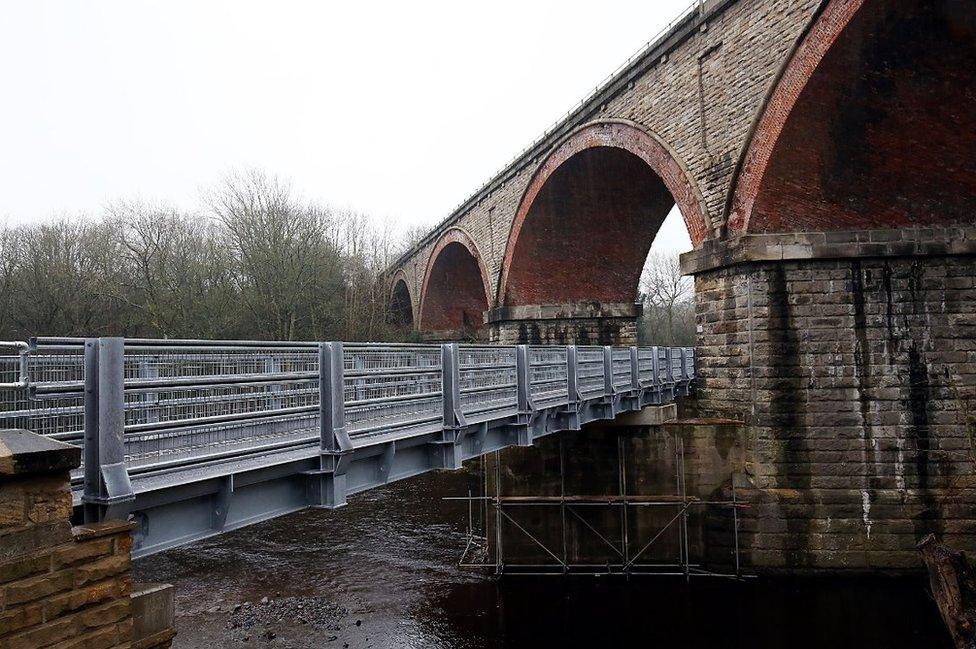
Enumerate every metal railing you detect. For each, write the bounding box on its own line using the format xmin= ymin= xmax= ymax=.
xmin=0 ymin=337 xmax=695 ymax=518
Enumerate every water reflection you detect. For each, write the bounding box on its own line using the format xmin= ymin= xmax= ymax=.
xmin=134 ymin=467 xmax=949 ymax=648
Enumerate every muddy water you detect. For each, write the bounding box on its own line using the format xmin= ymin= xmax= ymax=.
xmin=134 ymin=467 xmax=950 ymax=648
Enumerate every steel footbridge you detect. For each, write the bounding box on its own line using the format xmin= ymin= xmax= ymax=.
xmin=0 ymin=338 xmax=695 ymax=557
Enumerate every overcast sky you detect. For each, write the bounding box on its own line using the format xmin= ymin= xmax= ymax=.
xmin=0 ymin=0 xmax=693 ymax=252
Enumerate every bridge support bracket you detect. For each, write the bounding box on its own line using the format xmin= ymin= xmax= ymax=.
xmin=304 ymin=449 xmax=353 ymax=509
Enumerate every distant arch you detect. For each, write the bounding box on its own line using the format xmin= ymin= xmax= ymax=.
xmin=418 ymin=228 xmax=491 ymax=334
xmin=498 ymin=120 xmax=708 ymax=308
xmin=389 ymin=270 xmax=414 ymax=329
xmin=728 ymin=0 xmax=976 ymax=233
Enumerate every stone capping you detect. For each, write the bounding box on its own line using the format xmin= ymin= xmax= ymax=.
xmin=73 ymin=520 xmax=137 ymax=542
xmin=0 ymin=428 xmax=81 ymax=480
xmin=487 ymin=301 xmax=642 ymax=324
xmin=679 ymin=226 xmax=976 ymax=275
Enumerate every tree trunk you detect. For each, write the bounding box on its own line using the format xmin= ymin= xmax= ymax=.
xmin=919 ymin=534 xmax=976 ymax=649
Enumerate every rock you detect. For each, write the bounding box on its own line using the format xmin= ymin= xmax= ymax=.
xmin=260 ymin=596 xmax=269 ymax=604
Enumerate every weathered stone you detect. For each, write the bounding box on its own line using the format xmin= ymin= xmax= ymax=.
xmin=0 ymin=429 xmax=81 ymax=479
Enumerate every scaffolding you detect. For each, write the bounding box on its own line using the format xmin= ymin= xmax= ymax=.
xmin=449 ymin=433 xmax=749 ymax=579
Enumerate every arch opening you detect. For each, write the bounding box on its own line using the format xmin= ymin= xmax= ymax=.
xmin=502 ymin=145 xmax=677 ymax=308
xmin=735 ymin=0 xmax=976 ymax=233
xmin=419 ymin=237 xmax=490 ymax=337
xmin=389 ymin=278 xmax=414 ymax=330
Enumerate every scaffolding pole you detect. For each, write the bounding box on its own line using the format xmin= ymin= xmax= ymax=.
xmin=450 ymin=431 xmax=750 ymax=579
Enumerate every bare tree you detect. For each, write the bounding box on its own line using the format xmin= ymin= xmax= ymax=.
xmin=0 ymin=169 xmax=412 ymax=343
xmin=638 ymin=251 xmax=695 ymax=346
xmin=108 ymin=201 xmax=239 ymax=338
xmin=206 ymin=170 xmax=345 ymax=340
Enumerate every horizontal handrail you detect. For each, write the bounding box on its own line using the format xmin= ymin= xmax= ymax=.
xmin=0 ymin=338 xmax=695 ymax=520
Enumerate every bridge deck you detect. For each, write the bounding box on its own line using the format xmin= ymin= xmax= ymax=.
xmin=0 ymin=338 xmax=694 ymax=557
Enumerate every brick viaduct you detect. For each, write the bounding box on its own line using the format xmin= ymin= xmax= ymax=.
xmin=390 ymin=0 xmax=976 ymax=573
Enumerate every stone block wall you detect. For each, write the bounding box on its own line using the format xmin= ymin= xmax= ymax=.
xmin=490 ymin=316 xmax=638 ymax=345
xmin=0 ymin=429 xmax=174 ymax=648
xmin=693 ymin=248 xmax=976 ymax=572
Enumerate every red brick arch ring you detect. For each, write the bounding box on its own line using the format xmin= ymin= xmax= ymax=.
xmin=725 ymin=0 xmax=867 ymax=235
xmin=418 ymin=227 xmax=493 ymax=331
xmin=497 ymin=120 xmax=711 ymax=307
xmin=389 ymin=268 xmax=415 ymax=326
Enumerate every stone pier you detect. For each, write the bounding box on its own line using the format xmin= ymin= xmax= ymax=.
xmin=0 ymin=429 xmax=175 ymax=648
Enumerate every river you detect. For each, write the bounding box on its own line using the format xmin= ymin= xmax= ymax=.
xmin=134 ymin=466 xmax=950 ymax=648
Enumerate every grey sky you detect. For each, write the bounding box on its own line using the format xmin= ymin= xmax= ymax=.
xmin=0 ymin=0 xmax=693 ymax=251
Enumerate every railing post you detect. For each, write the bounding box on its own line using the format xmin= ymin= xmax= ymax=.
xmin=319 ymin=342 xmax=351 ymax=453
xmin=437 ymin=343 xmax=465 ymax=469
xmin=629 ymin=346 xmax=640 ymax=392
xmin=441 ymin=343 xmax=463 ymax=429
xmin=602 ymin=346 xmax=614 ymax=397
xmin=663 ymin=346 xmax=675 ymax=402
xmin=515 ymin=344 xmax=533 ymax=446
xmin=562 ymin=345 xmax=581 ymax=431
xmin=566 ymin=345 xmax=579 ymax=406
xmin=516 ymin=345 xmax=531 ymax=414
xmin=311 ymin=341 xmax=351 ymax=508
xmin=651 ymin=345 xmax=660 ymax=385
xmin=629 ymin=346 xmax=641 ymax=409
xmin=82 ymin=337 xmax=133 ymax=523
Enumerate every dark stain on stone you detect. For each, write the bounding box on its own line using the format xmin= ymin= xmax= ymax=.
xmin=766 ymin=266 xmax=814 ymax=567
xmin=517 ymin=322 xmax=543 ymax=345
xmin=767 ymin=266 xmax=809 ymax=490
xmin=850 ymin=261 xmax=877 ymax=465
xmin=907 ymin=259 xmax=923 ymax=320
xmin=576 ymin=326 xmax=590 ymax=345
xmin=714 ymin=423 xmax=738 ymax=462
xmin=554 ymin=327 xmax=567 ymax=345
xmin=598 ymin=321 xmax=619 ymax=346
xmin=881 ymin=261 xmax=897 ymax=359
xmin=903 ymin=341 xmax=944 ymax=539
xmin=905 ymin=343 xmax=932 ymax=491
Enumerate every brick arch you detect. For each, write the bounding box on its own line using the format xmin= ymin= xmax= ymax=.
xmin=728 ymin=0 xmax=976 ymax=234
xmin=389 ymin=269 xmax=415 ymax=329
xmin=498 ymin=120 xmax=709 ymax=308
xmin=418 ymin=228 xmax=491 ymax=333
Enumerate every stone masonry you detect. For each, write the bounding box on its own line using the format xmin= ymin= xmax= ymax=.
xmin=0 ymin=429 xmax=175 ymax=648
xmin=687 ymin=231 xmax=976 ymax=571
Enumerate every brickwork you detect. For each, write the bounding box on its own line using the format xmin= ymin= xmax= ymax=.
xmin=393 ymin=0 xmax=822 ymax=319
xmin=731 ymin=0 xmax=976 ymax=234
xmin=417 ymin=228 xmax=491 ymax=332
xmin=693 ymin=251 xmax=976 ymax=572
